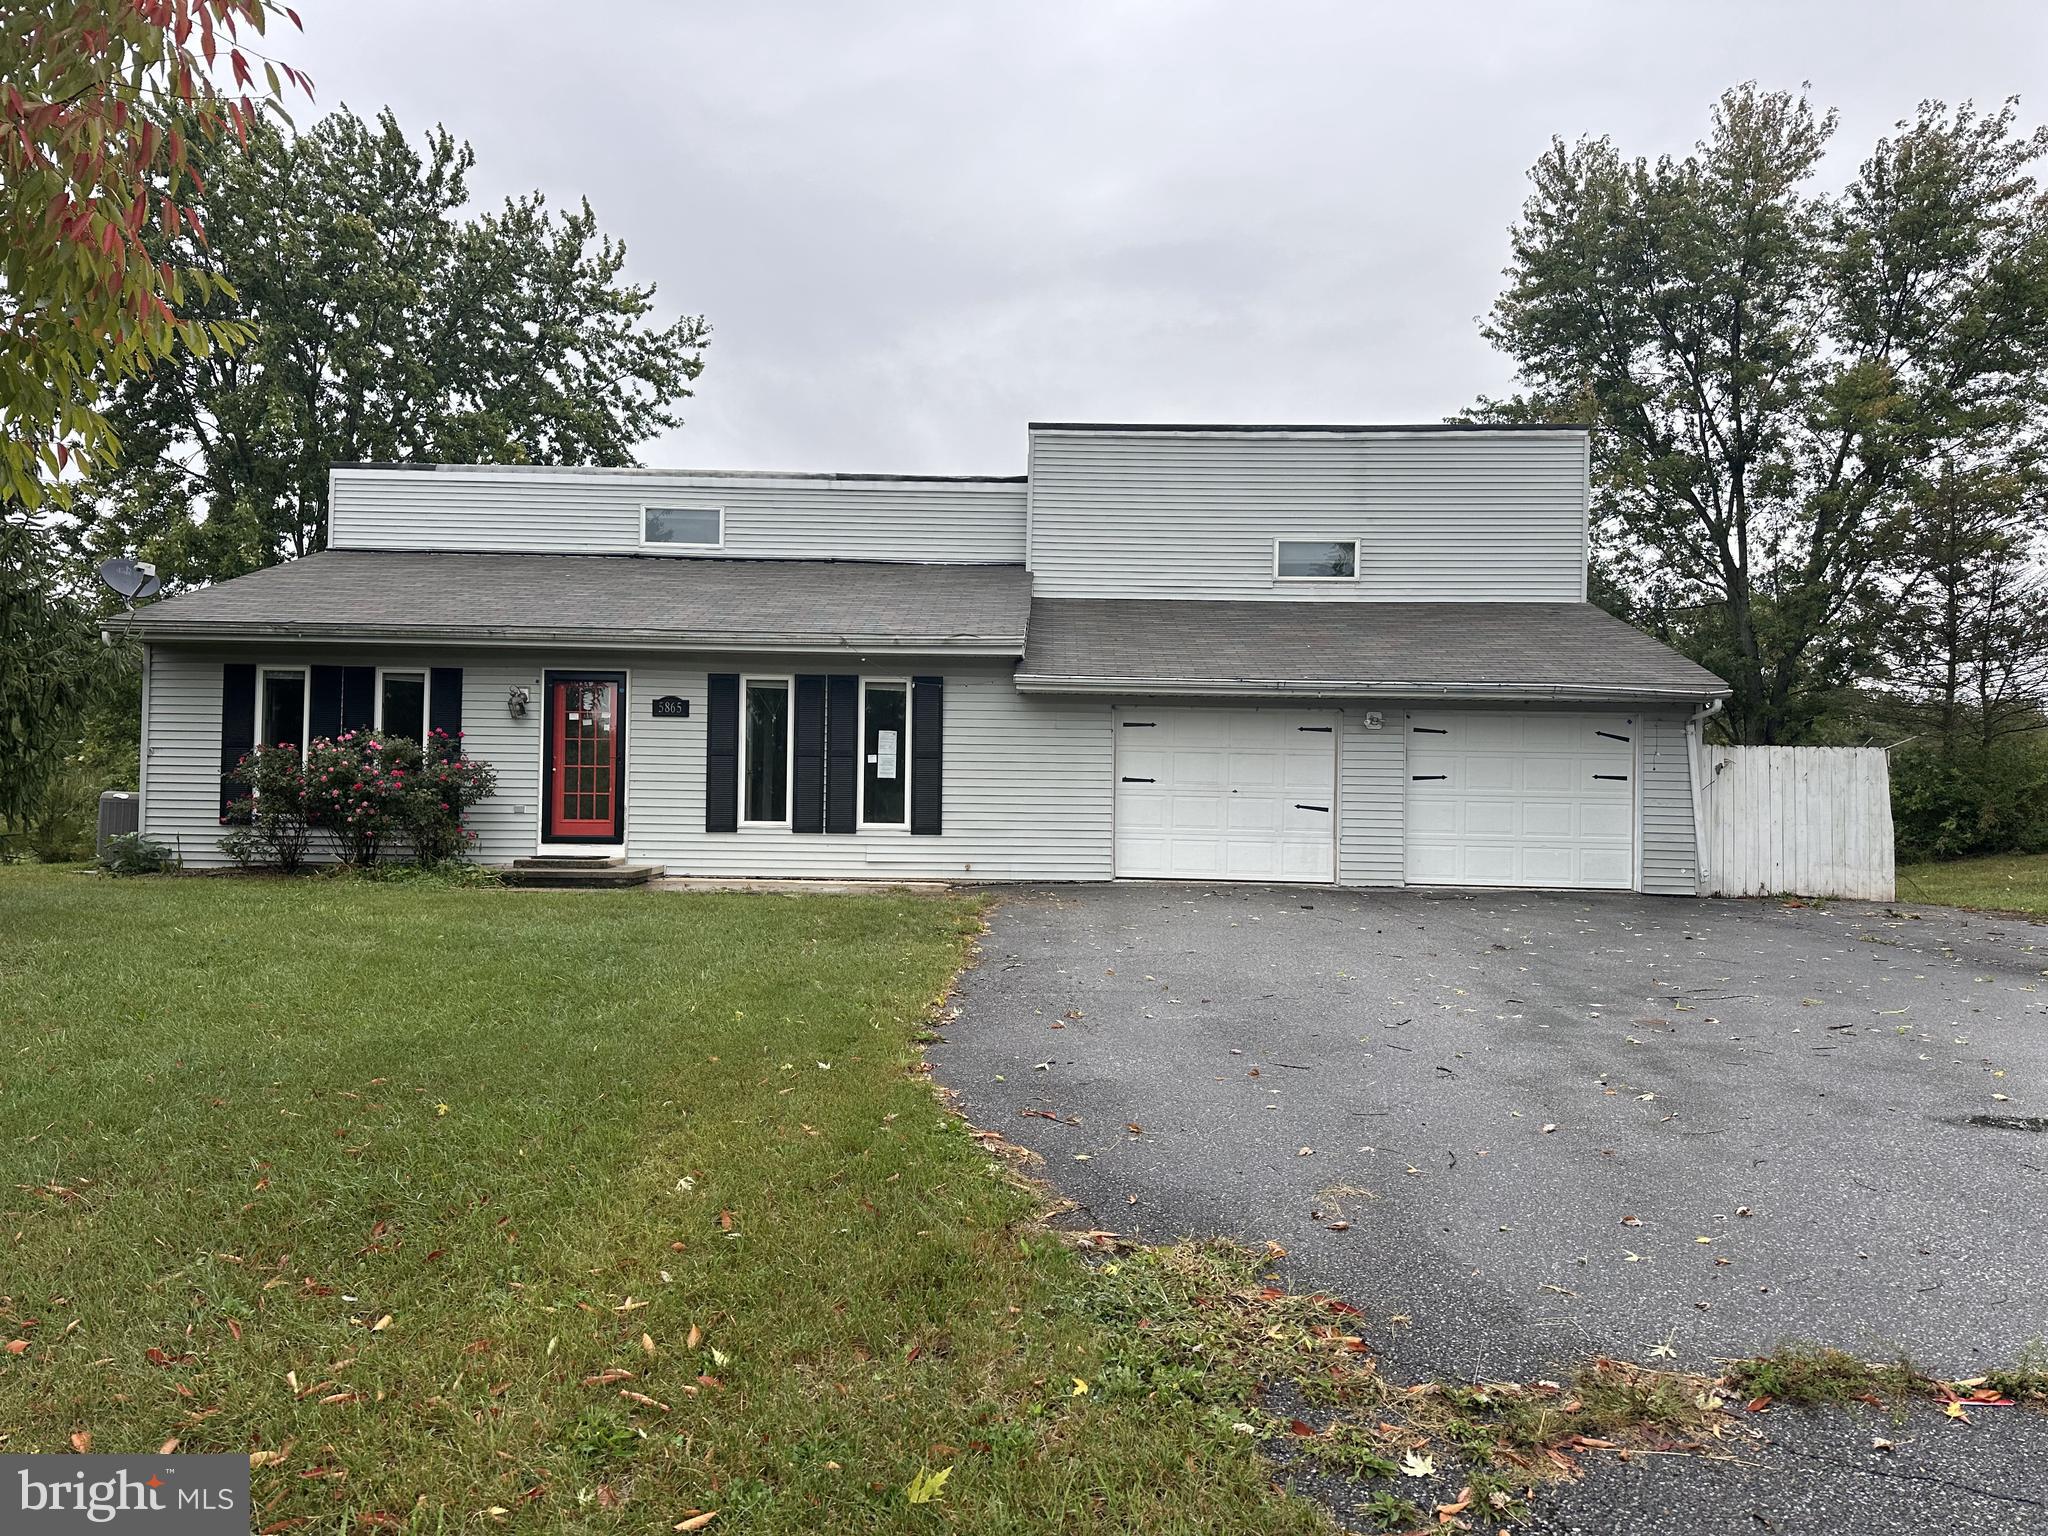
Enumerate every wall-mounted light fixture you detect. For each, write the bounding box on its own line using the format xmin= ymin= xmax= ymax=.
xmin=508 ymin=686 xmax=531 ymax=718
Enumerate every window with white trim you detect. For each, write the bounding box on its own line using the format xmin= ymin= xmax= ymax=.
xmin=642 ymin=505 xmax=723 ymax=548
xmin=741 ymin=676 xmax=792 ymax=824
xmin=1274 ymin=538 xmax=1358 ymax=580
xmin=257 ymin=667 xmax=308 ymax=756
xmin=859 ymin=679 xmax=909 ymax=827
xmin=377 ymin=669 xmax=427 ymax=740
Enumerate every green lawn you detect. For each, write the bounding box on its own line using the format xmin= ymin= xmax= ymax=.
xmin=1897 ymin=851 xmax=2048 ymax=917
xmin=0 ymin=867 xmax=1328 ymax=1536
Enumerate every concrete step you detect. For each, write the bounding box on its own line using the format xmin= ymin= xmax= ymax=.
xmin=511 ymin=854 xmax=625 ymax=869
xmin=501 ymin=863 xmax=664 ymax=889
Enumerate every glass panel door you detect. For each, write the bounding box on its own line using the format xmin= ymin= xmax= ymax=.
xmin=547 ymin=677 xmax=622 ymax=840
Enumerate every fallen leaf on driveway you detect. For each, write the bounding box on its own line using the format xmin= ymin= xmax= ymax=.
xmin=1436 ymin=1487 xmax=1474 ymax=1518
xmin=1297 ymin=1147 xmax=1315 ymax=1157
xmin=1943 ymin=1400 xmax=1972 ymax=1423
xmin=1399 ymin=1449 xmax=1436 ymax=1477
xmin=673 ymin=1513 xmax=718 ymax=1532
xmin=1620 ymin=1215 xmax=1642 ymax=1227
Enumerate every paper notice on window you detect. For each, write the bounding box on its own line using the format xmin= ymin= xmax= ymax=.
xmin=877 ymin=729 xmax=899 ymax=780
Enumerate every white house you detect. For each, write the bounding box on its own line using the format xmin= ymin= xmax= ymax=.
xmin=112 ymin=421 xmax=1730 ymax=891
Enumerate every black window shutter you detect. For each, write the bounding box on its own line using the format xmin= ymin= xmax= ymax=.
xmin=219 ymin=663 xmax=256 ymax=818
xmin=309 ymin=665 xmax=344 ymax=742
xmin=825 ymin=674 xmax=859 ymax=833
xmin=428 ymin=667 xmax=463 ymax=742
xmin=910 ymin=675 xmax=943 ymax=836
xmin=705 ymin=673 xmax=740 ymax=833
xmin=792 ymin=675 xmax=827 ymax=834
xmin=340 ymin=665 xmax=376 ymax=732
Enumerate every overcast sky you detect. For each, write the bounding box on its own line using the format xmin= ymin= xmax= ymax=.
xmin=288 ymin=1 xmax=2048 ymax=475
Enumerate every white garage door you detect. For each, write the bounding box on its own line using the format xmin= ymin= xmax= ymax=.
xmin=1114 ymin=706 xmax=1336 ymax=883
xmin=1404 ymin=711 xmax=1636 ymax=889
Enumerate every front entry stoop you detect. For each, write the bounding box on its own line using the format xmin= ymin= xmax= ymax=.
xmin=502 ymin=855 xmax=664 ymax=889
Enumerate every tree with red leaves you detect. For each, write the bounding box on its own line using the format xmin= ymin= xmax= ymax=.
xmin=1 ymin=0 xmax=310 ymax=509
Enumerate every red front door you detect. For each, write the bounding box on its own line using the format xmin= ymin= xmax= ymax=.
xmin=546 ymin=675 xmax=624 ymax=842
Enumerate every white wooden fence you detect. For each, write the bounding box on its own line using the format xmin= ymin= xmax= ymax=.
xmin=1697 ymin=746 xmax=1896 ymax=900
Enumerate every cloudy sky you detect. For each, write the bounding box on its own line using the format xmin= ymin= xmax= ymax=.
xmin=288 ymin=1 xmax=2048 ymax=475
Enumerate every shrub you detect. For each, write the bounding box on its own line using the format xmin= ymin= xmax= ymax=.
xmin=1891 ymin=739 xmax=2048 ymax=862
xmin=100 ymin=832 xmax=176 ymax=875
xmin=224 ymin=744 xmax=315 ymax=872
xmin=403 ymin=728 xmax=497 ymax=865
xmin=300 ymin=729 xmax=494 ymax=867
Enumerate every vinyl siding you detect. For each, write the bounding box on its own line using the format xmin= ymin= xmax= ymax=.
xmin=1337 ymin=708 xmax=1406 ymax=885
xmin=142 ymin=645 xmax=1697 ymax=894
xmin=328 ymin=469 xmax=1027 ymax=564
xmin=1025 ymin=429 xmax=1588 ymax=601
xmin=142 ymin=645 xmax=1112 ymax=879
xmin=1638 ymin=710 xmax=1702 ymax=895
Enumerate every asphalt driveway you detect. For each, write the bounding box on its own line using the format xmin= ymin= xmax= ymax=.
xmin=931 ymin=883 xmax=2048 ymax=1534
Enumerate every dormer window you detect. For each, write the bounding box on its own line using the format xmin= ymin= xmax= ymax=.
xmin=642 ymin=505 xmax=723 ymax=549
xmin=1274 ymin=538 xmax=1358 ymax=580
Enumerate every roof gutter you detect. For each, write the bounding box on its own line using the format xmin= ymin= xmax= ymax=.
xmin=103 ymin=621 xmax=1025 ymax=658
xmin=1012 ymin=674 xmax=1733 ymax=703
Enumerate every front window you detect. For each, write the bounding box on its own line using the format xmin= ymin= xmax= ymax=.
xmin=258 ymin=668 xmax=307 ymax=755
xmin=860 ymin=680 xmax=909 ymax=826
xmin=742 ymin=677 xmax=791 ymax=824
xmin=1275 ymin=538 xmax=1358 ymax=580
xmin=378 ymin=671 xmax=427 ymax=740
xmin=643 ymin=506 xmax=723 ymax=548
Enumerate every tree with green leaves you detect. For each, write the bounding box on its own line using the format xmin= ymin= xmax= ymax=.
xmin=79 ymin=106 xmax=711 ymax=582
xmin=1476 ymin=86 xmax=2048 ymax=745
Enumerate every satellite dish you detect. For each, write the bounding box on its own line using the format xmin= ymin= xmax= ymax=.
xmin=97 ymin=556 xmax=162 ymax=608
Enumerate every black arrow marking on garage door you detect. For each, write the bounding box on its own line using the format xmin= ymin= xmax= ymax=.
xmin=1120 ymin=776 xmax=1155 ymax=783
xmin=1594 ymin=773 xmax=1631 ymax=781
xmin=1411 ymin=726 xmax=1448 ymax=734
xmin=1597 ymin=730 xmax=1633 ymax=742
xmin=1411 ymin=774 xmax=1447 ymax=780
xmin=1295 ymin=804 xmax=1330 ymax=812
xmin=1297 ymin=725 xmax=1333 ymax=732
xmin=1120 ymin=721 xmax=1157 ymax=728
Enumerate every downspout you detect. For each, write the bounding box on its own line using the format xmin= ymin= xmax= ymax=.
xmin=1688 ymin=699 xmax=1724 ymax=895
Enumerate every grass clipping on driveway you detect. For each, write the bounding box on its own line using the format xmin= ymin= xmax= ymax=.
xmin=0 ymin=867 xmax=1329 ymax=1535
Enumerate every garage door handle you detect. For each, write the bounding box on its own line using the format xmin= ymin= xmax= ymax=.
xmin=1120 ymin=775 xmax=1155 ymax=783
xmin=1294 ymin=803 xmax=1329 ymax=813
xmin=1594 ymin=773 xmax=1630 ymax=781
xmin=1411 ymin=774 xmax=1447 ymax=781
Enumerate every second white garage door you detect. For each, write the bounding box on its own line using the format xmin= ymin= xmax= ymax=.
xmin=1114 ymin=706 xmax=1336 ymax=882
xmin=1404 ymin=711 xmax=1637 ymax=889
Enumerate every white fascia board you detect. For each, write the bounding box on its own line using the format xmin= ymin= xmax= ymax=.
xmin=1012 ymin=674 xmax=1729 ymax=703
xmin=116 ymin=623 xmax=1024 ymax=656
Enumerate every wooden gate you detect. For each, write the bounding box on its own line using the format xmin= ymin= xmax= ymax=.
xmin=1697 ymin=746 xmax=1895 ymax=900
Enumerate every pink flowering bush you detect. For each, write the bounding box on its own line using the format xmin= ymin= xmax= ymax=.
xmin=405 ymin=728 xmax=498 ymax=865
xmin=303 ymin=731 xmax=415 ymax=865
xmin=301 ymin=728 xmax=496 ymax=867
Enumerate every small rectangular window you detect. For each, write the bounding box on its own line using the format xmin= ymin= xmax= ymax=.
xmin=742 ymin=677 xmax=791 ymax=824
xmin=258 ymin=668 xmax=307 ymax=755
xmin=860 ymin=681 xmax=909 ymax=827
xmin=642 ymin=506 xmax=723 ymax=547
xmin=379 ymin=671 xmax=427 ymax=740
xmin=1275 ymin=538 xmax=1358 ymax=580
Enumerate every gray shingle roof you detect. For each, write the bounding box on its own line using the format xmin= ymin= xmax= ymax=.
xmin=113 ymin=549 xmax=1032 ymax=653
xmin=1017 ymin=599 xmax=1730 ymax=701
